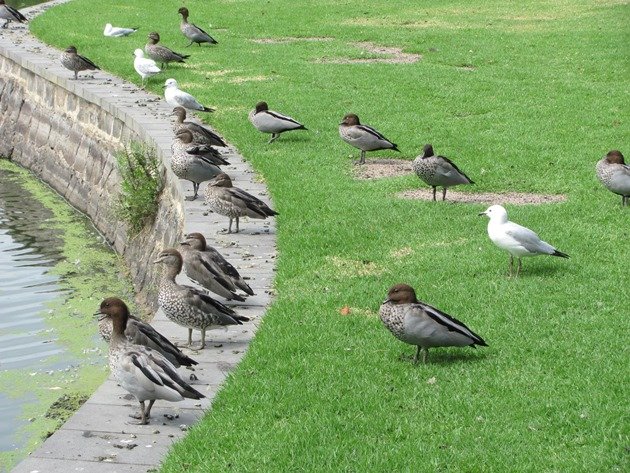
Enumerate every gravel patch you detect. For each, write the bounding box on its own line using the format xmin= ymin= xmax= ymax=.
xmin=398 ymin=189 xmax=567 ymax=205
xmin=353 ymin=159 xmax=413 ymax=179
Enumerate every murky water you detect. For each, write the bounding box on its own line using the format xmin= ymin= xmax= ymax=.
xmin=0 ymin=161 xmax=131 ymax=471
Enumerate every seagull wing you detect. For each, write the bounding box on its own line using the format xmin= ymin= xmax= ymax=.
xmin=503 ymin=222 xmax=554 ymax=254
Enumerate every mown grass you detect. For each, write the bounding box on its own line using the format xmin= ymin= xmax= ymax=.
xmin=30 ymin=0 xmax=628 ymax=471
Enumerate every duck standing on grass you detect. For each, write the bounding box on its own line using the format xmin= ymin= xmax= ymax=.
xmin=0 ymin=0 xmax=27 ymax=28
xmin=204 ymin=173 xmax=278 ymax=234
xmin=479 ymin=205 xmax=569 ymax=277
xmin=171 ymin=107 xmax=227 ymax=147
xmin=595 ymin=150 xmax=630 ymax=207
xmin=379 ymin=284 xmax=487 ymax=364
xmin=412 ymin=144 xmax=474 ymax=201
xmin=60 ymin=46 xmax=100 ymax=80
xmin=97 ymin=297 xmax=204 ymax=425
xmin=183 ymin=232 xmax=254 ymax=297
xmin=97 ymin=300 xmax=197 ymax=368
xmin=339 ymin=113 xmax=399 ymax=164
xmin=171 ymin=129 xmax=225 ymax=200
xmin=154 ymin=249 xmax=250 ymax=349
xmin=249 ymin=101 xmax=307 ymax=144
xmin=145 ymin=32 xmax=189 ymax=69
xmin=178 ymin=6 xmax=218 ymax=46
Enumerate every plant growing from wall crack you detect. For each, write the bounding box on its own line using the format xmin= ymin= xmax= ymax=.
xmin=115 ymin=142 xmax=164 ymax=235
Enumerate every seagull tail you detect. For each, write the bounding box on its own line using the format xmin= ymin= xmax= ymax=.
xmin=552 ymin=250 xmax=569 ymax=259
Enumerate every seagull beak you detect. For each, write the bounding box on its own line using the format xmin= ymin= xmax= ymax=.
xmin=478 ymin=211 xmax=486 ymax=216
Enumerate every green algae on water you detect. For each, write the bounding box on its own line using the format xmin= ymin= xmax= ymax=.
xmin=0 ymin=159 xmax=134 ymax=471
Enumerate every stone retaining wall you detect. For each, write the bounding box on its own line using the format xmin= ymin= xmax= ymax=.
xmin=0 ymin=37 xmax=184 ymax=310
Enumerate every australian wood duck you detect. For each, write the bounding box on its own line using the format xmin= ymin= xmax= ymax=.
xmin=171 ymin=107 xmax=226 ymax=147
xmin=178 ymin=239 xmax=246 ymax=302
xmin=154 ymin=249 xmax=249 ymax=349
xmin=171 ymin=129 xmax=224 ymax=200
xmin=204 ymin=173 xmax=278 ymax=233
xmin=178 ymin=7 xmax=218 ymax=46
xmin=145 ymin=32 xmax=189 ymax=69
xmin=412 ymin=144 xmax=474 ymax=201
xmin=249 ymin=101 xmax=307 ymax=143
xmin=60 ymin=46 xmax=100 ymax=80
xmin=380 ymin=284 xmax=487 ymax=364
xmin=0 ymin=0 xmax=27 ymax=28
xmin=184 ymin=232 xmax=254 ymax=296
xmin=596 ymin=150 xmax=630 ymax=206
xmin=339 ymin=113 xmax=399 ymax=164
xmin=98 ymin=301 xmax=197 ymax=368
xmin=98 ymin=297 xmax=204 ymax=424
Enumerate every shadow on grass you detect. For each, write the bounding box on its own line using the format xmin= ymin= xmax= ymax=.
xmin=519 ymin=262 xmax=571 ymax=277
xmin=398 ymin=348 xmax=489 ymax=366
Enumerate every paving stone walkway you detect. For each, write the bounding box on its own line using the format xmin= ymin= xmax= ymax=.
xmin=3 ymin=1 xmax=276 ymax=472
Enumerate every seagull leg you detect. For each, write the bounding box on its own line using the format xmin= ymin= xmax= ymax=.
xmin=422 ymin=348 xmax=428 ymax=364
xmin=227 ymin=218 xmax=233 ymax=233
xmin=187 ymin=328 xmax=193 ymax=347
xmin=442 ymin=187 xmax=447 ymax=201
xmin=516 ymin=258 xmax=522 ymax=277
xmin=235 ymin=217 xmax=240 ymax=233
xmin=359 ymin=151 xmax=366 ymax=164
xmin=623 ymin=195 xmax=628 ymax=207
xmin=508 ymin=255 xmax=514 ymax=277
xmin=268 ymin=133 xmax=278 ymax=144
xmin=73 ymin=71 xmax=78 ymax=80
xmin=432 ymin=186 xmax=437 ymax=201
xmin=186 ymin=41 xmax=194 ymax=47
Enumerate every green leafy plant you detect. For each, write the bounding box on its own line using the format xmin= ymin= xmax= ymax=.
xmin=115 ymin=142 xmax=164 ymax=235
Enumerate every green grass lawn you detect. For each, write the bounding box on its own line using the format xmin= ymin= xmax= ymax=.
xmin=30 ymin=0 xmax=628 ymax=470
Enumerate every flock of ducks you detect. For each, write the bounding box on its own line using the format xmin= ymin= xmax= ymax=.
xmin=3 ymin=3 xmax=628 ymax=419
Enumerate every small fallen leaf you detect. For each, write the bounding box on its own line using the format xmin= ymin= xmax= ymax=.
xmin=339 ymin=305 xmax=351 ymax=316
xmin=427 ymin=377 xmax=437 ymax=385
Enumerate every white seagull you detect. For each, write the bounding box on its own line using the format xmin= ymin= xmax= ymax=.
xmin=103 ymin=23 xmax=138 ymax=37
xmin=133 ymin=49 xmax=161 ymax=88
xmin=163 ymin=78 xmax=214 ymax=112
xmin=479 ymin=205 xmax=569 ymax=277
